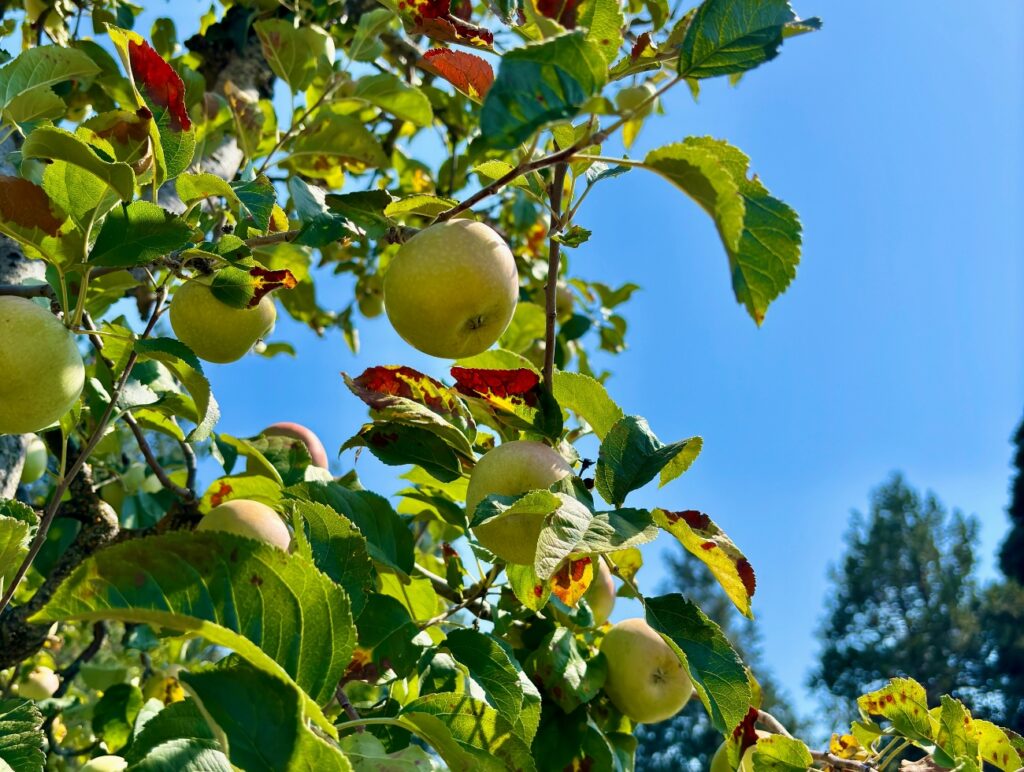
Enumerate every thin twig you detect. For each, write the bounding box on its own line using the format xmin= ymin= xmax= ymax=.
xmin=335 ymin=684 xmax=364 ymax=731
xmin=124 ymin=414 xmax=195 ymax=501
xmin=414 ymin=564 xmax=492 ymax=621
xmin=542 ymin=161 xmax=568 ymax=387
xmin=0 ymin=288 xmax=167 ymax=616
xmin=419 ymin=566 xmax=501 ymax=631
xmin=244 ymin=229 xmax=301 ymax=248
xmin=52 ymin=622 xmax=106 ymax=700
xmin=759 ymin=710 xmax=879 ymax=771
xmin=756 ymin=710 xmax=793 ymax=737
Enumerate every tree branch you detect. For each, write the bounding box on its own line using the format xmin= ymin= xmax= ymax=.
xmin=419 ymin=565 xmax=501 ymax=630
xmin=124 ymin=414 xmax=196 ymax=501
xmin=414 ymin=564 xmax=492 ymax=621
xmin=0 ymin=283 xmax=55 ymax=299
xmin=543 ymin=161 xmax=568 ymax=387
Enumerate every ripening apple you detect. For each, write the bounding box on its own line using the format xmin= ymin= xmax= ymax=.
xmin=169 ymin=279 xmax=276 ymax=364
xmin=0 ymin=297 xmax=85 ymax=435
xmin=600 ymin=618 xmax=694 ymax=723
xmin=196 ymin=498 xmax=291 ymax=550
xmin=80 ymin=756 xmax=128 ymax=772
xmin=615 ymin=83 xmax=657 ymax=119
xmin=384 ymin=220 xmax=518 ymax=359
xmin=584 ymin=558 xmax=616 ymax=625
xmin=18 ymin=665 xmax=60 ymax=700
xmin=19 ymin=435 xmax=48 ymax=484
xmin=466 ymin=441 xmax=573 ymax=565
xmin=260 ymin=421 xmax=330 ymax=468
xmin=710 ymin=730 xmax=772 ymax=772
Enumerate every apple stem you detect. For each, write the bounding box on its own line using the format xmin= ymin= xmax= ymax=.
xmin=543 ymin=162 xmax=569 ymax=388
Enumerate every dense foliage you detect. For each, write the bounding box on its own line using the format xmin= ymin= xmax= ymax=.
xmin=0 ymin=0 xmax=1020 ymax=770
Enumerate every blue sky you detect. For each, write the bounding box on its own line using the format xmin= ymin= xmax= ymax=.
xmin=130 ymin=0 xmax=1023 ymax=718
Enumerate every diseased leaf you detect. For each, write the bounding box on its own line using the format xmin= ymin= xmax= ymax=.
xmin=856 ymin=678 xmax=933 ymax=743
xmin=654 ymin=508 xmax=755 ymax=617
xmin=645 ymin=593 xmax=750 ymax=732
xmin=209 ymin=263 xmax=297 ymax=309
xmin=254 ymin=19 xmax=333 ymax=93
xmin=422 ymin=49 xmax=494 ymax=100
xmin=525 ymin=627 xmax=606 ymax=713
xmin=549 ymin=555 xmax=594 ymax=606
xmin=355 ymin=72 xmax=434 ymax=127
xmin=750 ymin=735 xmax=815 ymax=771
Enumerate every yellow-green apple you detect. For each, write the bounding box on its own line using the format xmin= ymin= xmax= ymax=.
xmin=466 ymin=441 xmax=572 ymax=564
xmin=196 ymin=499 xmax=290 ymax=550
xmin=19 ymin=435 xmax=48 ymax=484
xmin=710 ymin=730 xmax=772 ymax=772
xmin=0 ymin=297 xmax=85 ymax=435
xmin=18 ymin=665 xmax=59 ymax=700
xmin=384 ymin=220 xmax=518 ymax=358
xmin=356 ymin=273 xmax=384 ymax=318
xmin=615 ymin=83 xmax=657 ymax=118
xmin=584 ymin=558 xmax=616 ymax=625
xmin=600 ymin=618 xmax=693 ymax=723
xmin=169 ymin=279 xmax=276 ymax=364
xmin=81 ymin=757 xmax=128 ymax=772
xmin=260 ymin=421 xmax=330 ymax=468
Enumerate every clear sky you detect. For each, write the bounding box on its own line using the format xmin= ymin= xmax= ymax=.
xmin=132 ymin=0 xmax=1023 ymax=718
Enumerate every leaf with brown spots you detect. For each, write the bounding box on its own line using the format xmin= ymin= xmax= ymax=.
xmin=451 ymin=366 xmax=562 ymax=440
xmin=654 ymin=508 xmax=756 ymax=618
xmin=210 ymin=264 xmax=297 ymax=309
xmin=856 ymin=677 xmax=933 ymax=743
xmin=422 ymin=49 xmax=494 ymax=100
xmin=524 ymin=627 xmax=606 ymax=714
xmin=506 ymin=562 xmax=552 ymax=612
xmin=549 ymin=556 xmax=593 ymax=606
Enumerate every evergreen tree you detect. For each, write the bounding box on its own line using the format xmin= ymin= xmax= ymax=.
xmin=636 ymin=548 xmax=804 ymax=770
xmin=810 ymin=475 xmax=984 ymax=724
xmin=999 ymin=414 xmax=1024 ymax=583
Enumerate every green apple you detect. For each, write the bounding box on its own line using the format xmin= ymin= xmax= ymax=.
xmin=710 ymin=730 xmax=772 ymax=772
xmin=584 ymin=558 xmax=616 ymax=625
xmin=169 ymin=279 xmax=276 ymax=364
xmin=19 ymin=435 xmax=48 ymax=484
xmin=260 ymin=421 xmax=330 ymax=468
xmin=615 ymin=83 xmax=657 ymax=118
xmin=556 ymin=283 xmax=575 ymax=322
xmin=384 ymin=220 xmax=518 ymax=359
xmin=0 ymin=297 xmax=85 ymax=435
xmin=18 ymin=665 xmax=59 ymax=700
xmin=79 ymin=661 xmax=130 ymax=691
xmin=356 ymin=273 xmax=385 ymax=318
xmin=600 ymin=618 xmax=694 ymax=723
xmin=196 ymin=498 xmax=291 ymax=550
xmin=81 ymin=756 xmax=128 ymax=772
xmin=467 ymin=441 xmax=573 ymax=565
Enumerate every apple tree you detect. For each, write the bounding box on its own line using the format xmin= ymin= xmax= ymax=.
xmin=0 ymin=0 xmax=1020 ymax=770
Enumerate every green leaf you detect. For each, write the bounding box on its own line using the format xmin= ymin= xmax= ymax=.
xmin=288 ymin=482 xmax=415 ymax=576
xmin=89 ymin=201 xmax=193 ymax=267
xmin=324 ymin=190 xmax=393 ymax=237
xmin=343 ymin=423 xmax=466 ymax=484
xmin=856 ymin=678 xmax=933 ymax=743
xmin=0 ymin=511 xmax=32 ymax=595
xmin=289 ymin=177 xmax=356 ymax=248
xmin=399 ymin=693 xmax=537 ymax=772
xmin=384 ymin=194 xmax=459 ymax=219
xmin=30 ymin=532 xmax=354 ymax=731
xmin=356 ymin=592 xmax=425 ymax=677
xmin=283 ymin=499 xmax=375 ymax=616
xmin=289 ymin=111 xmax=388 ymax=171
xmin=659 ymin=435 xmax=702 ymax=486
xmin=933 ymin=696 xmax=981 ymax=771
xmin=571 ymin=508 xmax=658 ymax=555
xmin=480 ymin=32 xmax=607 ymax=150
xmin=551 ymin=371 xmax=623 ymax=440
xmin=348 ymin=8 xmax=395 ymax=63
xmin=653 ymin=508 xmax=756 ymax=617
xmin=444 ymin=629 xmax=542 ymax=743
xmin=232 ymin=176 xmax=276 ymax=232
xmin=22 ymin=126 xmax=135 ymax=204
xmin=525 ymin=627 xmax=606 ymax=713
xmin=0 ymin=46 xmax=100 ymax=115
xmin=182 ymin=663 xmax=352 ymax=772
xmin=92 ymin=683 xmax=144 ymax=752
xmin=499 ymin=302 xmax=546 ymax=354
xmin=750 ymin=735 xmax=815 ymax=771
xmin=594 ymin=416 xmax=699 ymax=506
xmin=534 ymin=494 xmax=595 ymax=579
xmin=134 ymin=338 xmax=220 ymax=442
xmin=175 ymin=172 xmax=237 ymax=208
xmin=254 ymin=19 xmax=333 ymax=92
xmin=340 ymin=733 xmax=440 ymax=770
xmin=677 ymin=0 xmax=819 ymax=79
xmin=645 ymin=593 xmax=750 ymax=732
xmin=579 ymin=0 xmax=626 ymax=64
xmin=642 ymin=137 xmax=802 ymax=324
xmin=0 ymin=699 xmax=44 ymax=772
xmin=355 ymin=73 xmax=434 ymax=127
xmin=123 ymin=698 xmax=229 ymax=770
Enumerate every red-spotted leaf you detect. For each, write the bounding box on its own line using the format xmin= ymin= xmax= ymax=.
xmin=210 ymin=264 xmax=297 ymax=309
xmin=451 ymin=367 xmax=562 ymax=440
xmin=654 ymin=509 xmax=755 ymax=618
xmin=525 ymin=627 xmax=606 ymax=714
xmin=127 ymin=39 xmax=190 ymax=131
xmin=506 ymin=563 xmax=551 ymax=612
xmin=422 ymin=49 xmax=494 ymax=99
xmin=549 ymin=555 xmax=593 ymax=606
xmin=856 ymin=678 xmax=933 ymax=743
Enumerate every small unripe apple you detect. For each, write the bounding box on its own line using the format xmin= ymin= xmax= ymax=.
xmin=356 ymin=273 xmax=384 ymax=318
xmin=584 ymin=558 xmax=616 ymax=625
xmin=18 ymin=665 xmax=59 ymax=700
xmin=260 ymin=422 xmax=330 ymax=468
xmin=555 ymin=283 xmax=575 ymax=322
xmin=19 ymin=435 xmax=48 ymax=484
xmin=169 ymin=279 xmax=276 ymax=364
xmin=0 ymin=297 xmax=85 ymax=435
xmin=81 ymin=756 xmax=128 ymax=772
xmin=710 ymin=730 xmax=772 ymax=772
xmin=384 ymin=220 xmax=518 ymax=359
xmin=196 ymin=498 xmax=290 ymax=550
xmin=467 ymin=441 xmax=573 ymax=565
xmin=600 ymin=618 xmax=693 ymax=723
xmin=615 ymin=83 xmax=657 ymax=118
